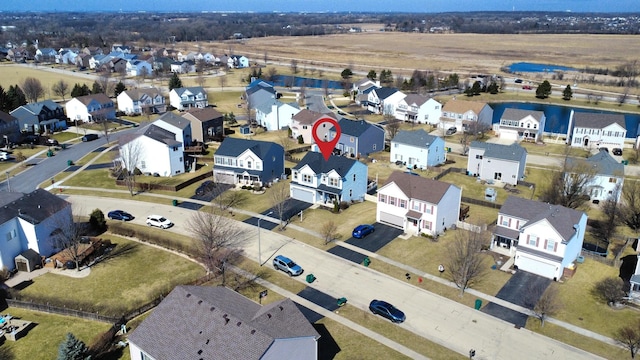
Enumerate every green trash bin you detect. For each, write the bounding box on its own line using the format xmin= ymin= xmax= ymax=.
xmin=46 ymin=150 xmax=53 ymax=157
xmin=306 ymin=274 xmax=316 ymax=283
xmin=67 ymin=160 xmax=73 ymax=166
xmin=172 ymin=199 xmax=178 ymax=206
xmin=337 ymin=297 xmax=347 ymax=306
xmin=622 ymin=160 xmax=629 ymax=165
xmin=474 ymin=299 xmax=482 ymax=310
xmin=363 ymin=256 xmax=371 ymax=267
xmin=61 ymin=143 xmax=67 ymax=149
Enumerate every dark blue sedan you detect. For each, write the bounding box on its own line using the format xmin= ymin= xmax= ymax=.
xmin=369 ymin=300 xmax=406 ymax=323
xmin=352 ymin=224 xmax=375 ymax=239
xmin=107 ymin=210 xmax=134 ymax=221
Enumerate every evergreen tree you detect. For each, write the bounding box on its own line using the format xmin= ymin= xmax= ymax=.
xmin=471 ymin=81 xmax=482 ymax=95
xmin=81 ymin=84 xmax=91 ymax=96
xmin=114 ymin=81 xmax=127 ymax=97
xmin=0 ymin=86 xmax=9 ymax=113
xmin=70 ymin=84 xmax=82 ymax=98
xmin=536 ymin=80 xmax=552 ymax=99
xmin=57 ymin=333 xmax=91 ymax=360
xmin=488 ymin=82 xmax=500 ymax=94
xmin=168 ymin=72 xmax=183 ymax=90
xmin=380 ymin=69 xmax=393 ymax=85
xmin=340 ymin=68 xmax=353 ymax=80
xmin=91 ymin=81 xmax=103 ymax=94
xmin=7 ymin=85 xmax=27 ymax=110
xmin=562 ymin=85 xmax=573 ymax=100
xmin=367 ymin=70 xmax=377 ymax=80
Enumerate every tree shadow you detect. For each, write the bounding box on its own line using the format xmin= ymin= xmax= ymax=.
xmin=315 ymin=323 xmax=341 ymax=360
xmin=89 ymin=243 xmax=138 ymax=267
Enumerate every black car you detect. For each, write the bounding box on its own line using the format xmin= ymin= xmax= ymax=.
xmin=82 ymin=134 xmax=99 ymax=142
xmin=195 ymin=180 xmax=216 ymax=196
xmin=599 ymin=147 xmax=609 ymax=153
xmin=369 ymin=300 xmax=406 ymax=323
xmin=612 ymin=148 xmax=623 ymax=156
xmin=107 ymin=210 xmax=134 ymax=221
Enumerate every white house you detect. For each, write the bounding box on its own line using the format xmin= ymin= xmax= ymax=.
xmin=492 ymin=196 xmax=587 ymax=281
xmin=566 ymin=150 xmax=624 ymax=202
xmin=440 ymin=99 xmax=493 ymax=132
xmin=255 ymin=98 xmax=300 ymax=131
xmin=365 ymin=87 xmax=405 ymax=115
xmin=126 ymin=59 xmax=153 ymax=77
xmin=290 ymin=109 xmax=336 ymax=144
xmin=169 ymin=87 xmax=208 ymax=111
xmin=629 ymin=253 xmax=640 ymax=303
xmin=229 ymin=55 xmax=249 ymax=68
xmin=119 ymin=124 xmax=185 ymax=177
xmin=395 ymin=95 xmax=442 ymax=125
xmin=65 ymin=93 xmax=116 ymax=123
xmin=376 ymin=171 xmax=461 ymax=236
xmin=116 ymin=88 xmax=166 ymax=115
xmin=390 ymin=130 xmax=446 ymax=168
xmin=466 ymin=141 xmax=527 ymax=186
xmin=495 ymin=108 xmax=546 ymax=143
xmin=568 ymin=111 xmax=626 ymax=150
xmin=154 ymin=112 xmax=193 ymax=146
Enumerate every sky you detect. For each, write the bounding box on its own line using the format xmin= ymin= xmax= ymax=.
xmin=0 ymin=0 xmax=639 ymax=13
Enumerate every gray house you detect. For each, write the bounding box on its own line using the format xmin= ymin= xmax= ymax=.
xmin=0 ymin=111 xmax=20 ymax=145
xmin=329 ymin=119 xmax=385 ymax=158
xmin=10 ymin=100 xmax=68 ymax=133
xmin=213 ymin=138 xmax=285 ymax=186
xmin=466 ymin=141 xmax=527 ymax=185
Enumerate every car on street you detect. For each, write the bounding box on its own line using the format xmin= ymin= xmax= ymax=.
xmin=369 ymin=299 xmax=406 ymax=323
xmin=82 ymin=134 xmax=99 ymax=142
xmin=146 ymin=215 xmax=173 ymax=229
xmin=108 ymin=210 xmax=134 ymax=221
xmin=352 ymin=224 xmax=375 ymax=239
xmin=195 ymin=180 xmax=216 ymax=196
xmin=47 ymin=138 xmax=59 ymax=146
xmin=445 ymin=127 xmax=457 ymax=135
xmin=514 ymin=78 xmax=523 ymax=83
xmin=522 ymin=85 xmax=532 ymax=90
xmin=0 ymin=152 xmax=11 ymax=161
xmin=612 ymin=148 xmax=623 ymax=156
xmin=273 ymin=255 xmax=304 ymax=276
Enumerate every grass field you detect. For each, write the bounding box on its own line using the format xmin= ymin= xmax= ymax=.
xmin=0 ymin=64 xmax=93 ymax=100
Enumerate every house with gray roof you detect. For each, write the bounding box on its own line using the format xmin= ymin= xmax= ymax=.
xmin=181 ymin=107 xmax=224 ymax=142
xmin=566 ymin=150 xmax=624 ymax=202
xmin=169 ymin=86 xmax=208 ymax=111
xmin=118 ymin=124 xmax=185 ymax=177
xmin=495 ymin=108 xmax=546 ymax=143
xmin=0 ymin=189 xmax=72 ymax=271
xmin=128 ymin=285 xmax=320 ymax=360
xmin=569 ymin=111 xmax=626 ymax=150
xmin=10 ymin=100 xmax=68 ymax=133
xmin=213 ymin=138 xmax=284 ymax=186
xmin=116 ymin=88 xmax=166 ymax=116
xmin=467 ymin=141 xmax=527 ymax=185
xmin=390 ymin=130 xmax=446 ymax=168
xmin=328 ymin=119 xmax=385 ymax=157
xmin=492 ymin=196 xmax=587 ymax=280
xmin=254 ymin=98 xmax=300 ymax=131
xmin=154 ymin=112 xmax=193 ymax=146
xmin=65 ymin=93 xmax=116 ymax=123
xmin=365 ymin=87 xmax=405 ymax=115
xmin=0 ymin=110 xmax=20 ymax=144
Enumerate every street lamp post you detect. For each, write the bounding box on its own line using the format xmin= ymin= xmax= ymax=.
xmin=257 ymin=211 xmax=273 ymax=266
xmin=5 ymin=171 xmax=9 ymax=192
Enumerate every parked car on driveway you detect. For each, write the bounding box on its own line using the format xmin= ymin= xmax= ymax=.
xmin=146 ymin=215 xmax=173 ymax=229
xmin=108 ymin=210 xmax=134 ymax=221
xmin=273 ymin=255 xmax=303 ymax=276
xmin=612 ymin=148 xmax=623 ymax=156
xmin=352 ymin=224 xmax=375 ymax=239
xmin=369 ymin=299 xmax=406 ymax=323
xmin=445 ymin=127 xmax=457 ymax=135
xmin=47 ymin=138 xmax=59 ymax=146
xmin=0 ymin=152 xmax=11 ymax=161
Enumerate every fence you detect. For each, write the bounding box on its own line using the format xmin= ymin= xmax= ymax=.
xmin=455 ymin=221 xmax=486 ymax=233
xmin=461 ymin=195 xmax=502 ymax=209
xmin=115 ymin=172 xmax=211 ymax=192
xmin=6 ymin=299 xmax=121 ymax=324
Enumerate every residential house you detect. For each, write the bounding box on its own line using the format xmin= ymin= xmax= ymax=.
xmin=255 ymin=98 xmax=300 ymax=131
xmin=229 ymin=55 xmax=249 ymax=68
xmin=290 ymin=152 xmax=368 ymax=205
xmin=65 ymin=93 xmax=116 ymax=123
xmin=111 ymin=44 xmax=132 ymax=53
xmin=0 ymin=189 xmax=72 ymax=271
xmin=351 ymin=78 xmax=380 ymax=94
xmin=629 ymin=254 xmax=640 ymax=303
xmin=126 ymin=59 xmax=153 ymax=77
xmin=213 ymin=138 xmax=285 ymax=186
xmin=328 ymin=119 xmax=385 ymax=157
xmin=0 ymin=111 xmax=20 ymax=144
xmin=169 ymin=87 xmax=208 ymax=111
xmin=355 ymin=85 xmax=378 ymax=106
xmin=107 ymin=57 xmax=128 ymax=74
xmin=170 ymin=61 xmax=194 ymax=74
xmin=395 ymin=95 xmax=442 ymax=125
xmin=152 ymin=57 xmax=173 ymax=73
xmin=440 ymin=99 xmax=493 ymax=132
xmin=290 ymin=110 xmax=337 ymax=144
xmin=119 ymin=124 xmax=184 ymax=177
xmin=128 ymin=286 xmax=320 ymax=360
xmin=466 ymin=141 xmax=527 ymax=186
xmin=75 ymin=53 xmax=91 ymax=69
xmin=376 ymin=171 xmax=461 ymax=236
xmin=390 ymin=130 xmax=446 ymax=168
xmin=116 ymin=88 xmax=166 ymax=115
xmin=154 ymin=112 xmax=193 ymax=146
xmin=569 ymin=111 xmax=626 ymax=150
xmin=7 ymin=47 xmax=28 ymax=62
xmin=34 ymin=48 xmax=57 ymax=63
xmin=495 ymin=108 xmax=546 ymax=143
xmin=365 ymin=87 xmax=405 ymax=115
xmin=181 ymin=107 xmax=224 ymax=142
xmin=11 ymin=100 xmax=68 ymax=133
xmin=492 ymin=196 xmax=587 ymax=281
xmin=245 ymin=79 xmax=277 ymax=113
xmin=56 ymin=48 xmax=79 ymax=65
xmin=566 ymin=150 xmax=624 ymax=202
xmin=202 ymin=52 xmax=217 ymax=64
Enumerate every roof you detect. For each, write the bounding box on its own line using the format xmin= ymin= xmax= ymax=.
xmin=122 ymin=88 xmax=163 ymax=100
xmin=143 ymin=124 xmax=181 ymax=147
xmin=255 ymin=98 xmax=298 ymax=114
xmin=384 ymin=171 xmax=455 ymax=204
xmin=293 ymin=151 xmax=360 ymax=177
xmin=469 ymin=141 xmax=527 ymax=162
xmin=11 ymin=100 xmax=62 ymax=115
xmin=183 ymin=107 xmax=223 ymax=122
xmin=0 ymin=110 xmax=17 ymax=124
xmin=373 ymin=87 xmax=399 ymax=100
xmin=573 ymin=112 xmax=626 ymax=130
xmin=402 ymin=94 xmax=430 ymax=107
xmin=127 ymin=286 xmax=319 ymax=360
xmin=172 ymin=86 xmax=206 ymax=96
xmin=442 ymin=99 xmax=488 ymax=114
xmin=17 ymin=248 xmax=41 ymax=262
xmin=291 ymin=109 xmax=336 ymax=125
xmin=499 ymin=196 xmax=585 ymax=242
xmin=156 ymin=112 xmax=191 ymax=130
xmin=72 ymin=93 xmax=112 ymax=106
xmin=567 ymin=150 xmax=624 ymax=177
xmin=0 ymin=189 xmax=70 ymax=226
xmin=391 ymin=130 xmax=439 ymax=148
xmin=501 ymin=108 xmax=545 ymax=122
xmin=332 ymin=119 xmax=381 ymax=137
xmin=215 ymin=137 xmax=283 ymax=159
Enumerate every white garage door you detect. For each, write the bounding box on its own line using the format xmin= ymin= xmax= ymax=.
xmin=291 ymin=187 xmax=314 ymax=203
xmin=214 ymin=171 xmax=236 ymax=184
xmin=499 ymin=129 xmax=518 ymax=140
xmin=379 ymin=212 xmax=404 ymax=229
xmin=515 ymin=255 xmax=557 ymax=280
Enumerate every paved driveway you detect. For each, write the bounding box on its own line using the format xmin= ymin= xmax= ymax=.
xmin=345 ymin=222 xmax=404 ymax=253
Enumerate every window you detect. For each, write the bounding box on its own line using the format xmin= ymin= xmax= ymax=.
xmin=179 ymin=157 xmax=183 ymax=162
xmin=412 ymin=201 xmax=420 ymax=211
xmin=394 ymin=143 xmax=399 ymax=148
xmin=528 ymin=235 xmax=538 ymax=246
xmin=609 ymin=178 xmax=617 ymax=183
xmin=502 ymin=218 xmax=509 ymax=226
xmin=293 ymin=172 xmax=298 ymax=179
xmin=379 ymin=194 xmax=387 ymax=203
xmin=373 ymin=144 xmax=377 ymax=150
xmin=6 ymin=229 xmax=17 ymax=241
xmin=353 ymin=174 xmax=356 ymax=181
xmin=329 ymin=177 xmax=339 ymax=187
xmin=389 ymin=197 xmax=396 ymax=206
xmin=302 ymin=174 xmax=312 ymax=183
xmin=475 ymin=155 xmax=483 ymax=159
xmin=424 ymin=221 xmax=432 ymax=230
xmin=239 ymin=160 xmax=243 ymax=167
xmin=546 ymin=239 xmax=556 ymax=252
xmin=140 ymin=161 xmax=146 ymax=169
xmin=400 ymin=200 xmax=406 ymax=208
xmin=350 ymin=136 xmax=355 ymax=142
xmin=247 ymin=161 xmax=252 ymax=169
xmin=349 ymin=189 xmax=353 ymax=197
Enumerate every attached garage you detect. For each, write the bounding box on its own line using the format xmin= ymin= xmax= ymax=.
xmin=213 ymin=170 xmax=236 ymax=185
xmin=291 ymin=187 xmax=315 ymax=204
xmin=514 ymin=254 xmax=558 ymax=280
xmin=499 ymin=129 xmax=518 ymax=141
xmin=379 ymin=212 xmax=404 ymax=230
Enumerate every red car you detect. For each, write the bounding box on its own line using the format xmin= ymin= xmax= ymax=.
xmin=522 ymin=85 xmax=532 ymax=90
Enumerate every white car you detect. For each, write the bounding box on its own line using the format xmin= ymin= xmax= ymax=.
xmin=146 ymin=215 xmax=173 ymax=229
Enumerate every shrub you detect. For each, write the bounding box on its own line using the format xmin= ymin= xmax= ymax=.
xmin=339 ymin=201 xmax=350 ymax=210
xmin=297 ymin=135 xmax=304 ymax=144
xmin=89 ymin=209 xmax=107 ymax=232
xmin=333 ymin=201 xmax=340 ymax=213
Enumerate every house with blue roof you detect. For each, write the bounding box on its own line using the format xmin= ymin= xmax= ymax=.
xmin=119 ymin=124 xmax=185 ymax=177
xmin=328 ymin=119 xmax=385 ymax=157
xmin=390 ymin=130 xmax=446 ymax=169
xmin=169 ymin=87 xmax=208 ymax=111
xmin=213 ymin=138 xmax=285 ymax=186
xmin=290 ymin=152 xmax=368 ymax=205
xmin=566 ymin=150 xmax=624 ymax=202
xmin=65 ymin=93 xmax=116 ymax=123
xmin=10 ymin=100 xmax=68 ymax=133
xmin=467 ymin=141 xmax=527 ymax=185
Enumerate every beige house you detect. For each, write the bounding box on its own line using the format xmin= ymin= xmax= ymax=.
xmin=289 ymin=109 xmax=337 ymax=144
xmin=440 ymin=99 xmax=493 ymax=132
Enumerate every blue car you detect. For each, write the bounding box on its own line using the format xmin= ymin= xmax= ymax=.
xmin=369 ymin=299 xmax=406 ymax=323
xmin=352 ymin=224 xmax=375 ymax=239
xmin=108 ymin=210 xmax=134 ymax=221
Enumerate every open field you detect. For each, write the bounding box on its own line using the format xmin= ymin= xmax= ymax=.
xmin=0 ymin=64 xmax=93 ymax=100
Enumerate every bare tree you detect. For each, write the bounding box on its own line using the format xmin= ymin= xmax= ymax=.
xmin=50 ymin=209 xmax=86 ymax=271
xmin=263 ymin=50 xmax=268 ymax=65
xmin=385 ymin=118 xmax=401 ymax=142
xmin=196 ymin=60 xmax=207 ymax=88
xmin=538 ymin=153 xmax=597 ymax=209
xmin=219 ymin=75 xmax=227 ymax=91
xmin=320 ymin=221 xmax=340 ymax=245
xmin=22 ymin=77 xmax=45 ymax=103
xmin=592 ymin=184 xmax=622 ymax=246
xmin=52 ymin=79 xmax=69 ymax=101
xmin=118 ymin=135 xmax=144 ymax=196
xmin=97 ymin=72 xmax=115 ymax=97
xmin=525 ymin=284 xmax=562 ymax=327
xmin=446 ymin=230 xmax=488 ymax=296
xmin=266 ymin=67 xmax=278 ymax=82
xmin=593 ymin=277 xmax=626 ymax=306
xmin=269 ymin=181 xmax=290 ymax=230
xmin=188 ymin=208 xmax=248 ymax=285
xmin=621 ymin=180 xmax=640 ymax=235
xmin=211 ymin=179 xmax=247 ymax=211
xmin=99 ymin=120 xmax=112 ymax=145
xmin=290 ymin=59 xmax=298 ymax=74
xmin=614 ymin=320 xmax=640 ymax=359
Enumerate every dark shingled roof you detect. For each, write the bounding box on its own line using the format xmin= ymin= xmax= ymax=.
xmin=127 ymin=286 xmax=319 ymax=360
xmin=144 ymin=124 xmax=181 ymax=147
xmin=0 ymin=189 xmax=70 ymax=225
xmin=573 ymin=112 xmax=626 ymax=130
xmin=567 ymin=150 xmax=624 ymax=177
xmin=157 ymin=112 xmax=191 ymax=130
xmin=215 ymin=137 xmax=283 ymax=158
xmin=332 ymin=119 xmax=381 ymax=137
xmin=384 ymin=171 xmax=456 ymax=204
xmin=293 ymin=151 xmax=359 ymax=177
xmin=499 ymin=196 xmax=585 ymax=242
xmin=469 ymin=141 xmax=527 ymax=162
xmin=373 ymin=87 xmax=399 ymax=100
xmin=391 ymin=130 xmax=439 ymax=148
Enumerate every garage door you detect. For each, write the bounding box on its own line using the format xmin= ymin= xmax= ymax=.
xmin=214 ymin=171 xmax=236 ymax=184
xmin=291 ymin=187 xmax=314 ymax=203
xmin=379 ymin=212 xmax=404 ymax=229
xmin=515 ymin=255 xmax=557 ymax=280
xmin=499 ymin=129 xmax=518 ymax=140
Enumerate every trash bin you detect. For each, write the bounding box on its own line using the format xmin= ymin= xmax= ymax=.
xmin=622 ymin=160 xmax=629 ymax=165
xmin=172 ymin=199 xmax=178 ymax=206
xmin=46 ymin=150 xmax=53 ymax=157
xmin=61 ymin=143 xmax=67 ymax=149
xmin=306 ymin=274 xmax=316 ymax=283
xmin=337 ymin=297 xmax=347 ymax=306
xmin=363 ymin=256 xmax=371 ymax=267
xmin=67 ymin=160 xmax=73 ymax=166
xmin=474 ymin=299 xmax=482 ymax=310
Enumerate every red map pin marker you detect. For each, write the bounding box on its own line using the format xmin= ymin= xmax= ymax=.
xmin=312 ymin=117 xmax=341 ymax=161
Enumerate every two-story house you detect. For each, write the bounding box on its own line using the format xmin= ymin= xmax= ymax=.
xmin=119 ymin=124 xmax=185 ymax=177
xmin=181 ymin=107 xmax=224 ymax=143
xmin=169 ymin=87 xmax=208 ymax=111
xmin=290 ymin=110 xmax=337 ymax=144
xmin=128 ymin=286 xmax=320 ymax=360
xmin=126 ymin=59 xmax=153 ymax=77
xmin=290 ymin=152 xmax=368 ymax=205
xmin=466 ymin=141 xmax=527 ymax=186
xmin=154 ymin=112 xmax=193 ymax=146
xmin=11 ymin=100 xmax=68 ymax=133
xmin=394 ymin=95 xmax=442 ymax=125
xmin=328 ymin=119 xmax=385 ymax=157
xmin=566 ymin=150 xmax=624 ymax=202
xmin=0 ymin=111 xmax=20 ymax=145
xmin=492 ymin=196 xmax=587 ymax=281
xmin=569 ymin=111 xmax=626 ymax=150
xmin=440 ymin=99 xmax=493 ymax=133
xmin=116 ymin=88 xmax=166 ymax=116
xmin=495 ymin=108 xmax=546 ymax=143
xmin=255 ymin=98 xmax=300 ymax=131
xmin=390 ymin=130 xmax=446 ymax=168
xmin=213 ymin=138 xmax=285 ymax=186
xmin=229 ymin=55 xmax=249 ymax=68
xmin=65 ymin=93 xmax=116 ymax=123
xmin=365 ymin=87 xmax=405 ymax=115
xmin=376 ymin=171 xmax=461 ymax=236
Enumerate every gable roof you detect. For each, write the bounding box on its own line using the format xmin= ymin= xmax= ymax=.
xmin=128 ymin=285 xmax=319 ymax=360
xmin=469 ymin=141 xmax=527 ymax=162
xmin=442 ymin=99 xmax=488 ymax=114
xmin=73 ymin=93 xmax=112 ymax=106
xmin=183 ymin=107 xmax=223 ymax=122
xmin=0 ymin=110 xmax=17 ymax=124
xmin=567 ymin=150 xmax=624 ymax=177
xmin=293 ymin=151 xmax=360 ymax=177
xmin=333 ymin=119 xmax=381 ymax=137
xmin=156 ymin=112 xmax=191 ymax=130
xmin=291 ymin=109 xmax=336 ymax=125
xmin=501 ymin=108 xmax=544 ymax=122
xmin=143 ymin=124 xmax=181 ymax=146
xmin=391 ymin=129 xmax=439 ymax=148
xmin=373 ymin=87 xmax=399 ymax=100
xmin=0 ymin=189 xmax=70 ymax=225
xmin=122 ymin=88 xmax=163 ymax=100
xmin=402 ymin=94 xmax=430 ymax=107
xmin=499 ymin=196 xmax=585 ymax=242
xmin=215 ymin=137 xmax=283 ymax=159
xmin=573 ymin=112 xmax=626 ymax=130
xmin=255 ymin=98 xmax=299 ymax=114
xmin=11 ymin=100 xmax=62 ymax=115
xmin=385 ymin=171 xmax=455 ymax=204
xmin=172 ymin=86 xmax=206 ymax=96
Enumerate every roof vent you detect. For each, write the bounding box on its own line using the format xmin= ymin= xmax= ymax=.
xmin=206 ymin=339 xmax=210 ymax=345
xmin=186 ymin=293 xmax=191 ymax=297
xmin=197 ymin=300 xmax=203 ymax=305
xmin=278 ymin=306 xmax=284 ymax=311
xmin=209 ymin=307 xmax=215 ymax=311
xmin=251 ymin=330 xmax=256 ymax=335
xmin=224 ymin=318 xmax=230 ymax=325
xmin=197 ymin=350 xmax=203 ymax=355
xmin=267 ymin=313 xmax=272 ymax=319
xmin=236 ymin=322 xmax=241 ymax=326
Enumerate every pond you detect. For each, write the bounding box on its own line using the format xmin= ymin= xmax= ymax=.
xmin=507 ymin=62 xmax=577 ymax=73
xmin=271 ymin=75 xmax=344 ymax=89
xmin=489 ymin=102 xmax=640 ymax=138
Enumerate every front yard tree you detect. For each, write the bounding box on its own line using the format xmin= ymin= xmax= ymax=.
xmin=57 ymin=332 xmax=91 ymax=360
xmin=341 ymin=68 xmax=353 ymax=80
xmin=269 ymin=181 xmax=290 ymax=230
xmin=89 ymin=209 xmax=107 ymax=232
xmin=118 ymin=135 xmax=144 ymax=196
xmin=525 ymin=283 xmax=562 ymax=327
xmin=114 ymin=81 xmax=127 ymax=97
xmin=168 ymin=71 xmax=182 ymax=90
xmin=593 ymin=276 xmax=626 ymax=306
xmin=535 ymin=80 xmax=552 ymax=99
xmin=562 ymin=85 xmax=573 ymax=100
xmin=321 ymin=221 xmax=340 ymax=245
xmin=52 ymin=79 xmax=70 ymax=101
xmin=22 ymin=77 xmax=45 ymax=103
xmin=538 ymin=154 xmax=596 ymax=209
xmin=614 ymin=320 xmax=640 ymax=359
xmin=621 ymin=180 xmax=640 ymax=234
xmin=446 ymin=230 xmax=488 ymax=297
